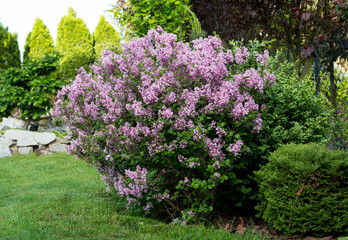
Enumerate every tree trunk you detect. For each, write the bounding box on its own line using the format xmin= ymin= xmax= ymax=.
xmin=23 ymin=118 xmax=32 ymax=130
xmin=328 ymin=60 xmax=338 ymax=112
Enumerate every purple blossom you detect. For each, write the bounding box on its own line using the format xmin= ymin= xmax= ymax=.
xmin=101 ymin=166 xmax=149 ymax=208
xmin=213 ymin=172 xmax=221 ymax=178
xmin=252 ymin=113 xmax=263 ymax=133
xmin=159 ymin=106 xmax=174 ymax=119
xmin=256 ymin=50 xmax=269 ymax=66
xmin=189 ymin=162 xmax=195 ymax=168
xmin=178 ymin=155 xmax=188 ymax=163
xmin=154 ymin=192 xmax=170 ymax=202
xmin=144 ymin=202 xmax=153 ymax=213
xmin=186 ymin=211 xmax=195 ymax=216
xmin=235 ymin=47 xmax=250 ymax=64
xmin=228 ymin=140 xmax=244 ymax=156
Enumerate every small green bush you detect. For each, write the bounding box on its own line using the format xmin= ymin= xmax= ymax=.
xmin=255 ymin=143 xmax=348 ymax=237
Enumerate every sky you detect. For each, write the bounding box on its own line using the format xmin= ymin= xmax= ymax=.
xmin=0 ymin=0 xmax=116 ymax=59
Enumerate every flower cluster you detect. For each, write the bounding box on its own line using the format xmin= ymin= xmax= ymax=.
xmin=101 ymin=166 xmax=149 ymax=208
xmin=54 ymin=26 xmax=275 ymax=220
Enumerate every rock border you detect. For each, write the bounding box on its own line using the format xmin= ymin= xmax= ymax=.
xmin=0 ymin=130 xmax=69 ymax=158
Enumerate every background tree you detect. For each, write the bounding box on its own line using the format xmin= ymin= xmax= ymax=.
xmin=112 ymin=0 xmax=192 ymax=41
xmin=28 ymin=18 xmax=56 ymax=60
xmin=6 ymin=33 xmax=21 ymax=68
xmin=57 ymin=8 xmax=94 ymax=82
xmin=0 ymin=23 xmax=6 ymax=68
xmin=189 ymin=0 xmax=277 ymax=44
xmin=93 ymin=15 xmax=122 ymax=58
xmin=0 ymin=54 xmax=61 ymax=128
xmin=0 ymin=22 xmax=20 ymax=69
xmin=190 ymin=0 xmax=346 ymax=62
xmin=23 ymin=32 xmax=32 ymax=65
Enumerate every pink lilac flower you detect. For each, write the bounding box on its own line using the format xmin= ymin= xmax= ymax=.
xmin=213 ymin=172 xmax=221 ymax=178
xmin=184 ymin=177 xmax=190 ymax=186
xmin=186 ymin=211 xmax=195 ymax=216
xmin=179 ymin=141 xmax=188 ymax=148
xmin=256 ymin=50 xmax=269 ymax=66
xmin=178 ymin=155 xmax=188 ymax=163
xmin=144 ymin=202 xmax=153 ymax=213
xmin=252 ymin=113 xmax=262 ymax=133
xmin=235 ymin=47 xmax=250 ymax=64
xmin=228 ymin=140 xmax=244 ymax=156
xmin=213 ymin=161 xmax=221 ymax=169
xmin=154 ymin=192 xmax=170 ymax=202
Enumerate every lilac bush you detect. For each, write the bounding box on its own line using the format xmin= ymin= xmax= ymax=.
xmin=53 ymin=27 xmax=275 ymax=222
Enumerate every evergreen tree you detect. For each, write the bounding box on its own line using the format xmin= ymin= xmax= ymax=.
xmin=93 ymin=15 xmax=122 ymax=58
xmin=57 ymin=8 xmax=94 ymax=81
xmin=28 ymin=18 xmax=55 ymax=60
xmin=23 ymin=32 xmax=31 ymax=65
xmin=6 ymin=33 xmax=21 ymax=68
xmin=0 ymin=22 xmax=21 ymax=69
xmin=0 ymin=23 xmax=8 ymax=69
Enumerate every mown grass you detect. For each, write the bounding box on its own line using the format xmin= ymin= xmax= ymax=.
xmin=0 ymin=154 xmax=267 ymax=240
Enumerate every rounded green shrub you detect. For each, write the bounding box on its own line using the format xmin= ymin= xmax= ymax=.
xmin=255 ymin=143 xmax=348 ymax=237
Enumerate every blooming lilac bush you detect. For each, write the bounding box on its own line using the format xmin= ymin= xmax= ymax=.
xmin=53 ymin=27 xmax=275 ymax=222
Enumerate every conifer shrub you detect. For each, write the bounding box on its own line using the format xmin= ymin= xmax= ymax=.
xmin=255 ymin=143 xmax=348 ymax=237
xmin=53 ymin=27 xmax=275 ymax=222
xmin=28 ymin=18 xmax=56 ymax=59
xmin=56 ymin=8 xmax=94 ymax=82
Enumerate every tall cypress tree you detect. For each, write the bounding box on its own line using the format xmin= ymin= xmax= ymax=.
xmin=6 ymin=33 xmax=21 ymax=68
xmin=93 ymin=15 xmax=122 ymax=58
xmin=0 ymin=22 xmax=21 ymax=69
xmin=57 ymin=8 xmax=94 ymax=81
xmin=23 ymin=32 xmax=32 ymax=65
xmin=0 ymin=23 xmax=8 ymax=69
xmin=28 ymin=18 xmax=55 ymax=60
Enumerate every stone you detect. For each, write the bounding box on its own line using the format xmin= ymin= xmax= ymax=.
xmin=4 ymin=130 xmax=26 ymax=140
xmin=0 ymin=117 xmax=26 ymax=130
xmin=38 ymin=144 xmax=48 ymax=150
xmin=1 ymin=129 xmax=69 ymax=156
xmin=39 ymin=118 xmax=49 ymax=126
xmin=44 ymin=125 xmax=69 ymax=133
xmin=49 ymin=142 xmax=68 ymax=153
xmin=0 ymin=146 xmax=12 ymax=158
xmin=38 ymin=118 xmax=53 ymax=128
xmin=4 ymin=130 xmax=56 ymax=147
xmin=0 ymin=136 xmax=12 ymax=147
xmin=0 ymin=125 xmax=11 ymax=131
xmin=10 ymin=145 xmax=18 ymax=154
xmin=41 ymin=150 xmax=53 ymax=155
xmin=59 ymin=125 xmax=69 ymax=132
xmin=17 ymin=135 xmax=38 ymax=147
xmin=34 ymin=132 xmax=56 ymax=145
xmin=18 ymin=147 xmax=33 ymax=155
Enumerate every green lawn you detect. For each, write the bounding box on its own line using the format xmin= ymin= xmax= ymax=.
xmin=0 ymin=154 xmax=266 ymax=240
